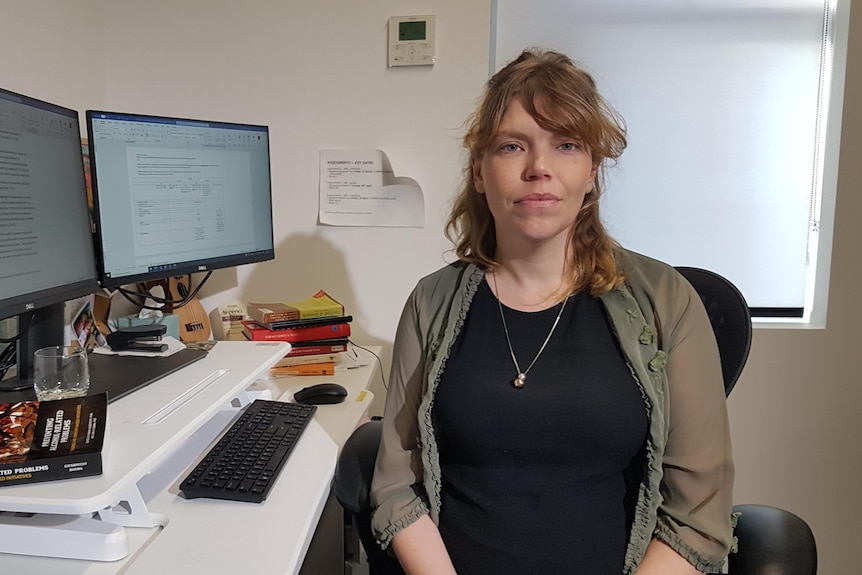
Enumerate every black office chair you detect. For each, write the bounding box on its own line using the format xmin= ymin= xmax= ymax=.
xmin=335 ymin=267 xmax=817 ymax=575
xmin=334 ymin=419 xmax=405 ymax=575
xmin=675 ymin=267 xmax=817 ymax=575
xmin=674 ymin=267 xmax=751 ymax=396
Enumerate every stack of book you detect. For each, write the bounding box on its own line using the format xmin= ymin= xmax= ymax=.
xmin=243 ymin=290 xmax=351 ymax=376
xmin=210 ymin=300 xmax=250 ymax=341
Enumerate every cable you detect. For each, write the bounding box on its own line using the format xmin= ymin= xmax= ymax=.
xmin=177 ymin=272 xmax=211 ymax=303
xmin=0 ymin=343 xmax=16 ymax=380
xmin=117 ymin=286 xmax=150 ymax=309
xmin=0 ymin=312 xmax=35 ymax=345
xmin=348 ymin=339 xmax=387 ymax=391
xmin=116 ymin=272 xmax=212 ymax=311
xmin=0 ymin=313 xmax=32 ymax=380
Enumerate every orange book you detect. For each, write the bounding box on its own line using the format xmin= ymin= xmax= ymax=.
xmin=268 ymin=362 xmax=335 ymax=377
xmin=274 ymin=353 xmax=340 ymax=368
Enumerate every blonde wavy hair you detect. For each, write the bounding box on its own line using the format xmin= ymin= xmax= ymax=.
xmin=445 ymin=48 xmax=628 ymax=297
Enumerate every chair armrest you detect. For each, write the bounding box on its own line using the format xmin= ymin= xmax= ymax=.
xmin=728 ymin=504 xmax=817 ymax=575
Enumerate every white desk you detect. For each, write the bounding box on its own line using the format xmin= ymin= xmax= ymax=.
xmin=0 ymin=342 xmax=380 ymax=575
xmin=267 ymin=350 xmax=379 ymax=452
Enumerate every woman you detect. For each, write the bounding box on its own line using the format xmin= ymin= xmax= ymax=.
xmin=370 ymin=48 xmax=733 ymax=574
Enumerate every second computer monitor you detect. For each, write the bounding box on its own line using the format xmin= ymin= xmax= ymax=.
xmin=0 ymin=87 xmax=101 ymax=383
xmin=86 ymin=111 xmax=275 ymax=288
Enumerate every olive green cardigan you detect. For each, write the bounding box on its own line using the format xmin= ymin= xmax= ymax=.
xmin=370 ymin=249 xmax=734 ymax=574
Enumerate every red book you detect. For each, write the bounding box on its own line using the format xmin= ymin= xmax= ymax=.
xmin=241 ymin=320 xmax=351 ymax=343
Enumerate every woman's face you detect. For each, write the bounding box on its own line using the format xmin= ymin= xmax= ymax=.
xmin=473 ymin=98 xmax=596 ymax=254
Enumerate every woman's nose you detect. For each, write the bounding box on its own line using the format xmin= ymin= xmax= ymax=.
xmin=524 ymin=150 xmax=550 ymax=180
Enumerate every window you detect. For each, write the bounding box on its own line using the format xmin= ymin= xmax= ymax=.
xmin=492 ymin=0 xmax=849 ymax=323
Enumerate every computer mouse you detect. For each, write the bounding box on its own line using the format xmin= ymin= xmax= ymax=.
xmin=293 ymin=382 xmax=348 ymax=405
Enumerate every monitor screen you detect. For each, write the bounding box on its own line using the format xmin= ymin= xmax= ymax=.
xmin=85 ymin=111 xmax=275 ymax=288
xmin=0 ymin=87 xmax=99 ymax=383
xmin=0 ymin=87 xmax=99 ymax=326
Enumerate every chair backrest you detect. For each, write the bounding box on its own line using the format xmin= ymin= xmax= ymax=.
xmin=675 ymin=266 xmax=752 ymax=396
xmin=333 ymin=417 xmax=381 ymax=515
xmin=334 ymin=418 xmax=406 ymax=575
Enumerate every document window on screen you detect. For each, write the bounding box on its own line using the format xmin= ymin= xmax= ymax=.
xmin=87 ymin=112 xmax=274 ymax=287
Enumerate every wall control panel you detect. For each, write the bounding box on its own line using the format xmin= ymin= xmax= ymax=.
xmin=388 ymin=15 xmax=436 ymax=67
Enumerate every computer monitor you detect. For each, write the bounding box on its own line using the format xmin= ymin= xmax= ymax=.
xmin=0 ymin=87 xmax=100 ymax=381
xmin=85 ymin=110 xmax=275 ymax=289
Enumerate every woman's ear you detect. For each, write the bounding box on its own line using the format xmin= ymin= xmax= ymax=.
xmin=587 ymin=164 xmax=598 ymax=193
xmin=472 ymin=157 xmax=485 ymax=194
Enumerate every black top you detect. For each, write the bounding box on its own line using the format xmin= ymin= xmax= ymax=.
xmin=433 ymin=280 xmax=648 ymax=574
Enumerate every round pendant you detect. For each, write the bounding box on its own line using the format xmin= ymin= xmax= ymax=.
xmin=513 ymin=373 xmax=526 ymax=388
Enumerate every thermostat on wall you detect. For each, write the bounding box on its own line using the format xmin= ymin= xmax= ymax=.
xmin=388 ymin=15 xmax=436 ymax=67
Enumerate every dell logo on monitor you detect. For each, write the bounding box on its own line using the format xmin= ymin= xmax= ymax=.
xmin=25 ymin=303 xmax=35 ymax=310
xmin=198 ymin=265 xmax=208 ymax=271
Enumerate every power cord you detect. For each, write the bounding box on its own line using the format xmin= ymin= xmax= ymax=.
xmin=0 ymin=343 xmax=16 ymax=380
xmin=347 ymin=339 xmax=387 ymax=391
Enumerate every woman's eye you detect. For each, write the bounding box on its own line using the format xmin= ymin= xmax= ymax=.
xmin=559 ymin=142 xmax=580 ymax=151
xmin=500 ymin=143 xmax=522 ymax=152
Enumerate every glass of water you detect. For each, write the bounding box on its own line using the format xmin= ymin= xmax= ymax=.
xmin=33 ymin=346 xmax=90 ymax=401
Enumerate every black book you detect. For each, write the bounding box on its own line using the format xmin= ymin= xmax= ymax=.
xmin=0 ymin=393 xmax=108 ymax=487
xmin=288 ymin=337 xmax=350 ymax=349
xmin=265 ymin=315 xmax=353 ymax=331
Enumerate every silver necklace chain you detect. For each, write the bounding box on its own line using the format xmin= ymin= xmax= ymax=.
xmin=491 ymin=273 xmax=567 ymax=389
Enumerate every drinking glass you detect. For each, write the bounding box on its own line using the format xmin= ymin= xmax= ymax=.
xmin=32 ymin=346 xmax=90 ymax=401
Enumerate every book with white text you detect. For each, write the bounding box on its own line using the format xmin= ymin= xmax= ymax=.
xmin=0 ymin=393 xmax=108 ymax=487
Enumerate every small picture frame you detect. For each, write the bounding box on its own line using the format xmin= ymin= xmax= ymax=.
xmin=71 ymin=300 xmax=107 ymax=351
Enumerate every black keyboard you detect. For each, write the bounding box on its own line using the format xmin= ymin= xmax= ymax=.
xmin=179 ymin=399 xmax=317 ymax=503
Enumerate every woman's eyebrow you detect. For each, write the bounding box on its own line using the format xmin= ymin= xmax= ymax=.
xmin=492 ymin=130 xmax=529 ymax=140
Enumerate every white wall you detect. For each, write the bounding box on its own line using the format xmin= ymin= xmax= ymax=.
xmin=0 ymin=1 xmax=105 ymax=109
xmin=95 ymin=0 xmax=491 ymax=362
xmin=1 ymin=2 xmax=860 ymax=573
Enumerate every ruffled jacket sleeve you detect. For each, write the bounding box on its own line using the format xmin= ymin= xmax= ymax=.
xmin=368 ymin=288 xmax=431 ymax=547
xmin=618 ymin=253 xmax=735 ymax=571
xmin=369 ymin=263 xmax=476 ymax=549
xmin=655 ymin=276 xmax=735 ymax=567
